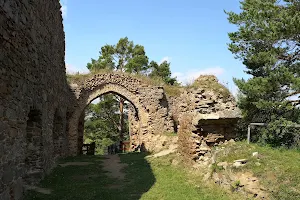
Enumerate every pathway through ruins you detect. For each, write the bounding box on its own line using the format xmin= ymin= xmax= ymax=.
xmin=101 ymin=154 xmax=128 ymax=180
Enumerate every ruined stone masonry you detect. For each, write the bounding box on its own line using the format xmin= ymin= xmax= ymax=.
xmin=170 ymin=76 xmax=241 ymax=163
xmin=68 ymin=73 xmax=174 ymax=155
xmin=0 ymin=1 xmax=240 ymax=199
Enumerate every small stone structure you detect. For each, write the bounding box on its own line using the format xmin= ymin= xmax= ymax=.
xmin=170 ymin=76 xmax=241 ymax=163
xmin=0 ymin=1 xmax=240 ymax=199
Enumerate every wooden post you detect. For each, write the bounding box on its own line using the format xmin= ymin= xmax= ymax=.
xmin=247 ymin=125 xmax=251 ymax=144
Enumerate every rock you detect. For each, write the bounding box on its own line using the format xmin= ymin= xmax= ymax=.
xmin=255 ymin=162 xmax=261 ymax=166
xmin=235 ymin=172 xmax=268 ymax=199
xmin=198 ymin=141 xmax=211 ymax=152
xmin=234 ymin=159 xmax=248 ymax=164
xmin=252 ymin=152 xmax=259 ymax=158
xmin=233 ymin=159 xmax=248 ymax=168
xmin=198 ymin=146 xmax=211 ymax=151
xmin=172 ymin=159 xmax=179 ymax=166
xmin=228 ymin=139 xmax=235 ymax=143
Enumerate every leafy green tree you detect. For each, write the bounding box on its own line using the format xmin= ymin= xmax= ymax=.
xmin=84 ymin=94 xmax=129 ymax=154
xmin=87 ymin=37 xmax=149 ymax=74
xmin=226 ymin=0 xmax=300 ymax=147
xmin=149 ymin=60 xmax=179 ymax=85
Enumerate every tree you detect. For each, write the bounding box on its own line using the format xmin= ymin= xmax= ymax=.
xmin=226 ymin=0 xmax=300 ymax=147
xmin=149 ymin=60 xmax=179 ymax=85
xmin=87 ymin=37 xmax=149 ymax=74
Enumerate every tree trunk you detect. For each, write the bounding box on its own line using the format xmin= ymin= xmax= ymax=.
xmin=119 ymin=98 xmax=125 ymax=141
xmin=119 ymin=98 xmax=125 ymax=152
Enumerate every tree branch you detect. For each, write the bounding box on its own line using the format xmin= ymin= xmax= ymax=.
xmin=103 ymin=110 xmax=120 ymax=131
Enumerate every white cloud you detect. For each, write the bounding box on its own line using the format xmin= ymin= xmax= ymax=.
xmin=66 ymin=64 xmax=89 ymax=74
xmin=172 ymin=66 xmax=225 ymax=85
xmin=159 ymin=56 xmax=172 ymax=64
xmin=60 ymin=0 xmax=67 ymax=18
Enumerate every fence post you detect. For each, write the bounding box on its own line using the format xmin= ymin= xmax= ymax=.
xmin=247 ymin=125 xmax=251 ymax=144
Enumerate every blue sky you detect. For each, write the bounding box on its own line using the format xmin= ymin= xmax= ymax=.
xmin=61 ymin=0 xmax=250 ymax=95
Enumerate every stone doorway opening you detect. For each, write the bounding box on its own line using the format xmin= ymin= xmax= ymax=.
xmin=79 ymin=92 xmax=139 ymax=155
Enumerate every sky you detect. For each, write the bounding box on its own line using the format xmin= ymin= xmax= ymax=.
xmin=60 ymin=0 xmax=251 ymax=95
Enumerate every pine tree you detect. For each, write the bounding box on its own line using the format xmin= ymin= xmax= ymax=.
xmin=149 ymin=60 xmax=179 ymax=85
xmin=226 ymin=0 xmax=300 ymax=147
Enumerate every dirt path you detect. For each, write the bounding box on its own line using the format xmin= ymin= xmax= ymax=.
xmin=59 ymin=162 xmax=93 ymax=167
xmin=101 ymin=154 xmax=128 ymax=180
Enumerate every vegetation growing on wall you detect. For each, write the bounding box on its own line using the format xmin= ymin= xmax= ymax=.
xmin=188 ymin=75 xmax=231 ymax=99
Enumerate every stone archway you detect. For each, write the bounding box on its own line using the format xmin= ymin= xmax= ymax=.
xmin=67 ymin=73 xmax=174 ymax=155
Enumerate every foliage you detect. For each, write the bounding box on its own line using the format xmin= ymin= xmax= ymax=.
xmin=226 ymin=0 xmax=300 ymax=147
xmin=211 ymin=163 xmax=224 ymax=174
xmin=149 ymin=60 xmax=179 ymax=85
xmin=216 ymin=141 xmax=300 ymax=199
xmin=163 ymin=131 xmax=178 ymax=137
xmin=231 ymin=180 xmax=241 ymax=191
xmin=66 ymin=72 xmax=91 ymax=84
xmin=86 ymin=37 xmax=149 ymax=74
xmin=86 ymin=36 xmax=179 ymax=86
xmin=84 ymin=94 xmax=129 ymax=154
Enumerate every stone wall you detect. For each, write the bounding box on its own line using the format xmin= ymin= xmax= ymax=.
xmin=169 ymin=75 xmax=241 ymax=163
xmin=0 ymin=1 xmax=72 ymax=199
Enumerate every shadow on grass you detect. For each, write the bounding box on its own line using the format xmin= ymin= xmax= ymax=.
xmin=24 ymin=153 xmax=155 ymax=200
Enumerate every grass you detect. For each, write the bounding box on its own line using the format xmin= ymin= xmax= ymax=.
xmin=163 ymin=131 xmax=178 ymax=137
xmin=187 ymin=75 xmax=231 ymax=100
xmin=215 ymin=141 xmax=300 ymax=200
xmin=141 ymin=154 xmax=242 ymax=200
xmin=24 ymin=156 xmax=117 ymax=200
xmin=24 ymin=152 xmax=243 ymax=200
